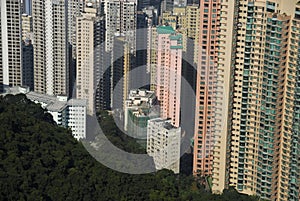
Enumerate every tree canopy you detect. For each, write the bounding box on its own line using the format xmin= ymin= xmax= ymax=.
xmin=0 ymin=94 xmax=259 ymax=201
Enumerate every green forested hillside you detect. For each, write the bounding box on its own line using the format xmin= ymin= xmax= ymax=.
xmin=0 ymin=94 xmax=258 ymax=201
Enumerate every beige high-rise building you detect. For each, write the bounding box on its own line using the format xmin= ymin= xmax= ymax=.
xmin=76 ymin=6 xmax=98 ymax=115
xmin=31 ymin=0 xmax=45 ymax=93
xmin=211 ymin=0 xmax=235 ymax=195
xmin=161 ymin=11 xmax=177 ymax=29
xmin=0 ymin=0 xmax=22 ymax=89
xmin=182 ymin=5 xmax=198 ymax=39
xmin=76 ymin=4 xmax=106 ymax=115
xmin=160 ymin=5 xmax=199 ymax=53
xmin=67 ymin=0 xmax=85 ymax=95
xmin=21 ymin=13 xmax=33 ymax=41
xmin=32 ymin=0 xmax=69 ymax=96
xmin=213 ymin=1 xmax=300 ymax=200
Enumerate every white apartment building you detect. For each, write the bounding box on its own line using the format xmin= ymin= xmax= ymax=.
xmin=147 ymin=118 xmax=181 ymax=173
xmin=0 ymin=0 xmax=22 ymax=88
xmin=27 ymin=92 xmax=87 ymax=140
xmin=3 ymin=86 xmax=87 ymax=140
xmin=32 ymin=0 xmax=69 ymax=96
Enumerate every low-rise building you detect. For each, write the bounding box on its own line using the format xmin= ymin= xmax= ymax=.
xmin=124 ymin=89 xmax=158 ymax=144
xmin=2 ymin=86 xmax=87 ymax=140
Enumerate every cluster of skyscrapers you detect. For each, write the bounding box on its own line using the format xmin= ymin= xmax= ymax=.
xmin=1 ymin=0 xmax=300 ymax=200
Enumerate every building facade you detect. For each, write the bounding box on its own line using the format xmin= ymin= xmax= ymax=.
xmin=21 ymin=13 xmax=33 ymax=41
xmin=26 ymin=91 xmax=87 ymax=140
xmin=23 ymin=0 xmax=32 ymax=15
xmin=32 ymin=0 xmax=69 ymax=96
xmin=67 ymin=0 xmax=84 ymax=57
xmin=155 ymin=26 xmax=182 ymax=127
xmin=212 ymin=1 xmax=300 ymax=201
xmin=0 ymin=0 xmax=22 ymax=91
xmin=104 ymin=0 xmax=137 ymax=52
xmin=211 ymin=0 xmax=236 ymax=194
xmin=192 ymin=0 xmax=220 ymax=177
xmin=22 ymin=39 xmax=34 ymax=90
xmin=2 ymin=86 xmax=87 ymax=140
xmin=76 ymin=4 xmax=107 ymax=115
xmin=124 ymin=89 xmax=158 ymax=142
xmin=147 ymin=118 xmax=181 ymax=173
xmin=111 ymin=36 xmax=135 ymax=110
xmin=147 ymin=26 xmax=158 ymax=92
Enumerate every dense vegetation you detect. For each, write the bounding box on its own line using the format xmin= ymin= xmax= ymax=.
xmin=96 ymin=110 xmax=146 ymax=154
xmin=0 ymin=94 xmax=259 ymax=201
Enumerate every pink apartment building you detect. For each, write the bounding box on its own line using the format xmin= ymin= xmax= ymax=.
xmin=155 ymin=26 xmax=183 ymax=127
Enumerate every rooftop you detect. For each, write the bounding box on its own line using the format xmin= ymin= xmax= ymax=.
xmin=128 ymin=89 xmax=155 ymax=99
xmin=170 ymin=45 xmax=183 ymax=49
xmin=22 ymin=92 xmax=66 ymax=112
xmin=157 ymin=25 xmax=175 ymax=34
xmin=1 ymin=86 xmax=86 ymax=112
xmin=163 ymin=122 xmax=176 ymax=130
xmin=67 ymin=99 xmax=87 ymax=107
xmin=150 ymin=118 xmax=179 ymax=131
xmin=129 ymin=106 xmax=159 ymax=118
xmin=169 ymin=34 xmax=182 ymax=41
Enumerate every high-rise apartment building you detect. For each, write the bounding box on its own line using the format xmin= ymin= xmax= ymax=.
xmin=67 ymin=0 xmax=84 ymax=96
xmin=147 ymin=118 xmax=181 ymax=173
xmin=192 ymin=0 xmax=220 ymax=177
xmin=142 ymin=6 xmax=158 ymax=26
xmin=111 ymin=36 xmax=135 ymax=110
xmin=76 ymin=4 xmax=106 ymax=115
xmin=159 ymin=5 xmax=199 ymax=55
xmin=161 ymin=11 xmax=177 ymax=29
xmin=158 ymin=7 xmax=198 ymax=136
xmin=147 ymin=26 xmax=158 ymax=92
xmin=174 ymin=0 xmax=186 ymax=7
xmin=67 ymin=0 xmax=84 ymax=55
xmin=211 ymin=0 xmax=235 ymax=194
xmin=0 ymin=0 xmax=22 ymax=91
xmin=134 ymin=11 xmax=150 ymax=90
xmin=155 ymin=26 xmax=182 ymax=127
xmin=212 ymin=1 xmax=300 ymax=200
xmin=147 ymin=26 xmax=183 ymax=127
xmin=182 ymin=5 xmax=198 ymax=40
xmin=105 ymin=0 xmax=137 ymax=111
xmin=21 ymin=13 xmax=33 ymax=41
xmin=104 ymin=0 xmax=137 ymax=52
xmin=32 ymin=0 xmax=69 ymax=96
